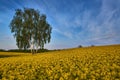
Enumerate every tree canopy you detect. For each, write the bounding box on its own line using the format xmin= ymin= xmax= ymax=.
xmin=10 ymin=8 xmax=52 ymax=52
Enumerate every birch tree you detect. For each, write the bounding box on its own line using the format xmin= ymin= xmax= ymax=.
xmin=10 ymin=8 xmax=52 ymax=54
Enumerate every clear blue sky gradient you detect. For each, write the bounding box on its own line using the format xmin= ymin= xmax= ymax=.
xmin=0 ymin=0 xmax=120 ymax=50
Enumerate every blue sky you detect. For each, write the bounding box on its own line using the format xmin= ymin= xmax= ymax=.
xmin=0 ymin=0 xmax=120 ymax=50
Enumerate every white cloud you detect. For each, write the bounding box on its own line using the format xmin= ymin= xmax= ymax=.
xmin=0 ymin=35 xmax=17 ymax=50
xmin=50 ymin=0 xmax=120 ymax=45
xmin=53 ymin=28 xmax=73 ymax=39
xmin=77 ymin=0 xmax=119 ymax=40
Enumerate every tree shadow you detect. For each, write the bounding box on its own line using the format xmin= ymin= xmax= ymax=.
xmin=0 ymin=55 xmax=21 ymax=58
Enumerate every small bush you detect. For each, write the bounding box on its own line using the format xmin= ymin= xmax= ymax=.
xmin=78 ymin=45 xmax=82 ymax=48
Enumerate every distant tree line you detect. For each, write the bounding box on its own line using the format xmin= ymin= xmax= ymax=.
xmin=0 ymin=49 xmax=49 ymax=53
xmin=78 ymin=45 xmax=95 ymax=48
xmin=0 ymin=49 xmax=6 ymax=52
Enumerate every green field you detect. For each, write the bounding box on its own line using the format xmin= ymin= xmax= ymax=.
xmin=0 ymin=45 xmax=120 ymax=80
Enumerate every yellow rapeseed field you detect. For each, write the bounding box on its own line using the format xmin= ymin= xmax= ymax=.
xmin=0 ymin=45 xmax=120 ymax=80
